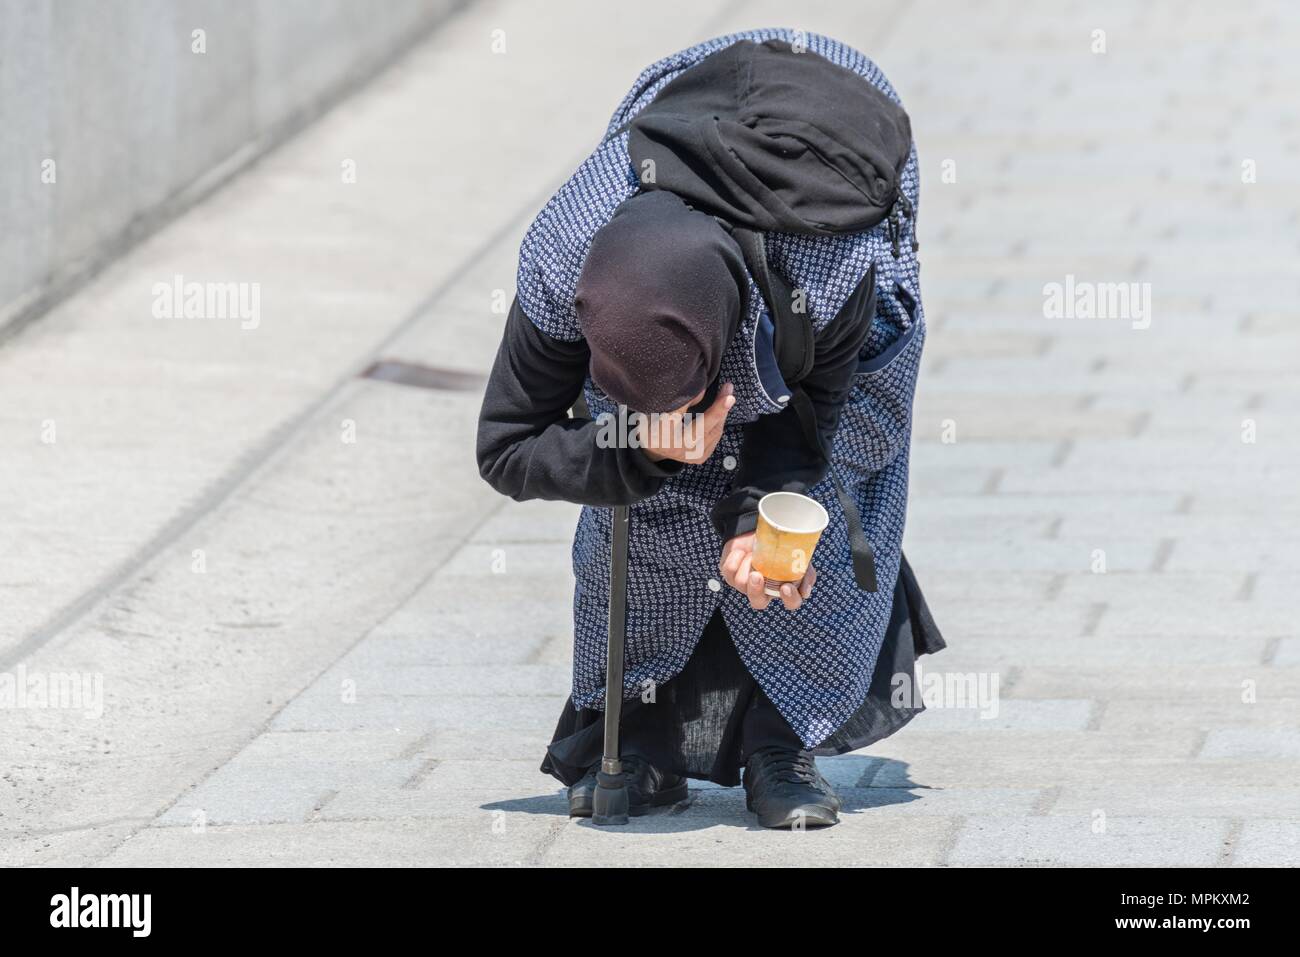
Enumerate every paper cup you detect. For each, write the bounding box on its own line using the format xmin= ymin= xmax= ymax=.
xmin=752 ymin=492 xmax=829 ymax=598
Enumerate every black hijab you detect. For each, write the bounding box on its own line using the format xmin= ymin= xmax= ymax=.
xmin=575 ymin=190 xmax=748 ymax=413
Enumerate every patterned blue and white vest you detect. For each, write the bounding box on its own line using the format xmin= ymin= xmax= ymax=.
xmin=516 ymin=29 xmax=926 ymax=748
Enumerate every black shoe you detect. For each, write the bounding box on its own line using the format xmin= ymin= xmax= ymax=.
xmin=568 ymin=755 xmax=688 ymax=818
xmin=743 ymin=747 xmax=840 ymax=829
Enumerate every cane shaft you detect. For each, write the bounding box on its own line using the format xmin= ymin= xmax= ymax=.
xmin=601 ymin=505 xmax=630 ymax=772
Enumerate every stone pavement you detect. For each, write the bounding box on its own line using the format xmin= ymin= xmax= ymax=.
xmin=2 ymin=0 xmax=1298 ymax=866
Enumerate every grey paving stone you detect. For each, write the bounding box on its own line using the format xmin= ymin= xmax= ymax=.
xmin=1254 ymin=575 xmax=1300 ymax=606
xmin=948 ymin=816 xmax=1231 ymax=867
xmin=937 ymin=600 xmax=1099 ymax=638
xmin=907 ymin=570 xmax=1058 ymax=604
xmin=1097 ymin=698 xmax=1300 ymax=734
xmin=1051 ymin=785 xmax=1300 ymax=821
xmin=317 ymin=662 xmax=572 ymax=698
xmin=471 ymin=499 xmax=583 ymax=544
xmin=865 ymin=731 xmax=1209 ymax=789
xmin=158 ymin=756 xmax=426 ymax=826
xmin=337 ymin=631 xmax=553 ymax=668
xmin=1055 ymin=571 xmax=1245 ymax=605
xmin=904 ymin=511 xmax=1057 ymax=542
xmin=420 ymin=727 xmax=558 ymax=763
xmin=933 ymin=635 xmax=1268 ymax=669
xmin=913 ymin=395 xmax=1148 ymax=440
xmin=910 ymin=440 xmax=1061 ymax=470
xmin=1063 ymin=437 xmax=1298 ymax=469
xmin=268 ymin=690 xmax=563 ymax=733
xmin=542 ymin=798 xmax=957 ymax=867
xmin=1166 ymin=540 xmax=1300 ymax=572
xmin=895 ymin=699 xmax=1093 ymax=732
xmin=1232 ymin=820 xmax=1300 ymax=866
xmin=915 ymin=492 xmax=1181 ymax=517
xmin=907 ymin=466 xmax=1000 ymax=496
xmin=1182 ymin=489 xmax=1300 ymax=516
xmin=1275 ymin=638 xmax=1300 ymax=666
xmin=1009 ymin=665 xmax=1300 ymax=700
xmin=437 ymin=542 xmax=578 ymax=582
xmin=0 ymin=824 xmax=141 ymax=869
xmin=934 ymin=358 xmax=1186 ymax=396
xmin=840 ymin=787 xmax=1043 ymax=816
xmin=903 ymin=537 xmax=1161 ymax=573
xmin=99 ymin=817 xmax=559 ymax=867
xmin=876 ymin=754 xmax=1300 ymax=790
xmin=997 ymin=466 xmax=1275 ymax=497
xmin=424 ymin=758 xmax=562 ymax=794
xmin=921 ymin=330 xmax=1050 ymax=359
xmin=1201 ymin=729 xmax=1300 ymax=761
xmin=233 ymin=729 xmax=425 ymax=763
xmin=320 ymin=787 xmax=523 ymax=823
xmin=373 ymin=573 xmax=573 ymax=649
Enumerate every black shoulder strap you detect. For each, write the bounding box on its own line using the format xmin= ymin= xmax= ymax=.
xmin=730 ymin=226 xmax=815 ymax=386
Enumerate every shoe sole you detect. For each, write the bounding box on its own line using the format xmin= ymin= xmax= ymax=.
xmin=756 ymin=807 xmax=839 ymax=829
xmin=569 ymin=779 xmax=689 ymax=819
xmin=745 ymin=794 xmax=839 ymax=829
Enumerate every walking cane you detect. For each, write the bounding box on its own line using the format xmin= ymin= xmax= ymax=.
xmin=591 ymin=503 xmax=631 ymax=826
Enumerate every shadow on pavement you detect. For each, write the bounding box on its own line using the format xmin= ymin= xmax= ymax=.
xmin=482 ymin=757 xmax=929 ymax=831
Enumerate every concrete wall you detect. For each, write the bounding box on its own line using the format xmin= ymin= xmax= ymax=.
xmin=0 ymin=0 xmax=462 ymax=331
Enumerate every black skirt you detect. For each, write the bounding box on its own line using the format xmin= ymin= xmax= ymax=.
xmin=541 ymin=553 xmax=945 ymax=788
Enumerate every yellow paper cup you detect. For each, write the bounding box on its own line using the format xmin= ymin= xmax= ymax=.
xmin=752 ymin=492 xmax=829 ymax=598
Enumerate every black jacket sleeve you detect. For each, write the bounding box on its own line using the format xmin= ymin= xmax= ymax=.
xmin=710 ymin=275 xmax=877 ymax=540
xmin=476 ymin=298 xmax=684 ymax=505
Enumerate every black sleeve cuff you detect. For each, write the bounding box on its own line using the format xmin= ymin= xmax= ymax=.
xmin=629 ymin=447 xmax=686 ymax=479
xmin=710 ymin=489 xmax=762 ymax=541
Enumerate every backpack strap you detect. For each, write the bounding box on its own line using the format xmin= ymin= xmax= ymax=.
xmin=730 ymin=226 xmax=815 ymax=385
xmin=731 ymin=225 xmax=879 ymax=593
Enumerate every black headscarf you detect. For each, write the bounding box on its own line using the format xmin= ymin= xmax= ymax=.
xmin=575 ymin=190 xmax=748 ymax=413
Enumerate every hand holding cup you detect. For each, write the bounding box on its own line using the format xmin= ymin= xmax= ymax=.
xmin=719 ymin=492 xmax=827 ymax=610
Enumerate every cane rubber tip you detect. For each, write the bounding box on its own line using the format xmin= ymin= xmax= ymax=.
xmin=591 ymin=773 xmax=630 ymax=826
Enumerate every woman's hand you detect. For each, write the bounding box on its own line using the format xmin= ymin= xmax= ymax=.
xmin=640 ymin=384 xmax=734 ymax=464
xmin=718 ymin=531 xmax=817 ymax=611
